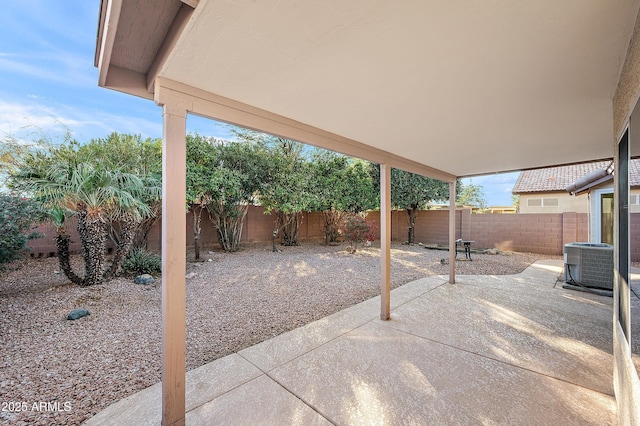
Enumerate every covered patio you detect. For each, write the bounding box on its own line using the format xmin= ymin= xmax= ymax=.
xmin=87 ymin=260 xmax=638 ymax=425
xmin=95 ymin=1 xmax=640 ymax=424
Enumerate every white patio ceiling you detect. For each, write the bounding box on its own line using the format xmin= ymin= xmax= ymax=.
xmin=97 ymin=0 xmax=640 ymax=178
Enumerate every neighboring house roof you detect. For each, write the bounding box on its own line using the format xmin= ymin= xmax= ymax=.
xmin=513 ymin=161 xmax=610 ymax=194
xmin=513 ymin=159 xmax=640 ymax=194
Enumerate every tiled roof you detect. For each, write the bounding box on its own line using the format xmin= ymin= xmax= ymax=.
xmin=512 ymin=159 xmax=640 ymax=194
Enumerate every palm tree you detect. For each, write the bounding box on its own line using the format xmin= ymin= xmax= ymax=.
xmin=13 ymin=158 xmax=159 ymax=286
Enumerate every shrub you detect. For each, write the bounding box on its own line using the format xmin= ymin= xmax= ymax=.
xmin=122 ymin=248 xmax=161 ymax=275
xmin=340 ymin=213 xmax=376 ymax=252
xmin=0 ymin=194 xmax=45 ymax=269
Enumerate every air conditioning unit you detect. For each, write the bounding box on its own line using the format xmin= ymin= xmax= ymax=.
xmin=563 ymin=242 xmax=613 ymax=290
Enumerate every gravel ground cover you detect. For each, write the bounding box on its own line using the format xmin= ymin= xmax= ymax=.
xmin=0 ymin=242 xmax=559 ymax=425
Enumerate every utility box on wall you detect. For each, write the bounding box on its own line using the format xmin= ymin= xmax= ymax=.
xmin=563 ymin=242 xmax=614 ymax=290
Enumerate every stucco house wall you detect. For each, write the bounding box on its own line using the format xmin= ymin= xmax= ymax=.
xmin=518 ymin=191 xmax=589 ymax=214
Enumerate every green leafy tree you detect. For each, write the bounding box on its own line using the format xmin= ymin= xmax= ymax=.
xmin=458 ymin=180 xmax=487 ymax=209
xmin=232 ymin=128 xmax=316 ymax=251
xmin=77 ymin=132 xmax=162 ymax=249
xmin=206 ymin=140 xmax=266 ymax=252
xmin=186 ymin=133 xmax=217 ymax=259
xmin=9 ymin=144 xmax=159 ymax=285
xmin=186 ymin=134 xmax=266 ymax=256
xmin=512 ymin=194 xmax=520 ymax=212
xmin=77 ymin=132 xmax=162 ymax=176
xmin=260 ymin=138 xmax=313 ymax=251
xmin=370 ymin=165 xmax=453 ymax=244
xmin=0 ymin=194 xmax=46 ymax=269
xmin=309 ymin=151 xmax=377 ymax=245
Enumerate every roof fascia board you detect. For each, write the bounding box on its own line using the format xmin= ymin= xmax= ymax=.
xmin=180 ymin=0 xmax=199 ymax=8
xmin=106 ymin=65 xmax=154 ymax=100
xmin=96 ymin=0 xmax=123 ymax=87
xmin=154 ymin=77 xmax=456 ymax=182
xmin=94 ymin=0 xmax=108 ymax=67
xmin=146 ymin=3 xmax=196 ymax=93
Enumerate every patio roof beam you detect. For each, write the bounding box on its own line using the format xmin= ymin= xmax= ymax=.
xmin=154 ymin=77 xmax=456 ymax=183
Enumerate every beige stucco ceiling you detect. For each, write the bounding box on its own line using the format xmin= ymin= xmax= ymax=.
xmin=98 ymin=0 xmax=640 ymax=177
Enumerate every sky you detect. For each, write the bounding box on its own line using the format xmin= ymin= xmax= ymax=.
xmin=0 ymin=0 xmax=519 ymax=206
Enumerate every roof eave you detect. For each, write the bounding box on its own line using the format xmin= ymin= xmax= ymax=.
xmin=94 ymin=0 xmax=196 ymax=101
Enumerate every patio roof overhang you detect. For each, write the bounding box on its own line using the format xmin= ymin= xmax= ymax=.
xmin=96 ymin=0 xmax=640 ymax=177
xmin=95 ymin=2 xmax=640 ymax=425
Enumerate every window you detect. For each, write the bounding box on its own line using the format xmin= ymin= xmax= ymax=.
xmin=527 ymin=197 xmax=558 ymax=207
xmin=630 ymin=194 xmax=640 ymax=205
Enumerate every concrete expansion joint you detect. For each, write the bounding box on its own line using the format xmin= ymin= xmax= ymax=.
xmin=382 ymin=322 xmax=614 ymax=398
xmin=391 ymin=281 xmax=449 ymax=310
xmin=238 ymin=320 xmax=374 ymax=375
xmin=263 ymin=372 xmax=337 ymax=426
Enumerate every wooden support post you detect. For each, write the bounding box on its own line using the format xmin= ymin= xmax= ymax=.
xmin=449 ymin=180 xmax=456 ymax=284
xmin=161 ymin=103 xmax=187 ymax=426
xmin=380 ymin=163 xmax=391 ymax=320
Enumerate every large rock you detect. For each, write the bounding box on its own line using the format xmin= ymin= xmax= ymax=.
xmin=67 ymin=309 xmax=90 ymax=320
xmin=134 ymin=274 xmax=155 ymax=285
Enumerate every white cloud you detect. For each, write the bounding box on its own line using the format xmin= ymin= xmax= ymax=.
xmin=0 ymin=53 xmax=95 ymax=88
xmin=0 ymin=98 xmax=161 ymax=142
xmin=0 ymin=101 xmax=81 ymax=136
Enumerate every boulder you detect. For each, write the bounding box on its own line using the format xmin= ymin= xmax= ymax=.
xmin=134 ymin=274 xmax=155 ymax=285
xmin=67 ymin=309 xmax=90 ymax=320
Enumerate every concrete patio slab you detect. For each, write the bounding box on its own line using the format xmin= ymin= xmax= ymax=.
xmin=85 ymin=354 xmax=262 ymax=425
xmin=85 ymin=261 xmax=624 ymax=425
xmin=186 ymin=374 xmax=331 ymax=426
xmin=239 ymin=276 xmax=446 ymax=372
xmin=419 ymin=263 xmax=613 ymax=395
xmin=269 ymin=321 xmax=615 ymax=425
xmin=383 ymin=281 xmax=613 ymax=395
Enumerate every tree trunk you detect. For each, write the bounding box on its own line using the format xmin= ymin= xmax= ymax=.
xmin=323 ymin=209 xmax=342 ymax=245
xmin=192 ymin=205 xmax=204 ymax=260
xmin=79 ymin=210 xmax=107 ymax=286
xmin=55 ymin=231 xmax=83 ymax=285
xmin=209 ymin=203 xmax=248 ymax=253
xmin=272 ymin=224 xmax=278 ymax=252
xmin=281 ymin=212 xmax=302 ymax=246
xmin=406 ymin=207 xmax=418 ymax=244
xmin=105 ymin=212 xmax=138 ymax=279
xmin=133 ymin=201 xmax=161 ymax=249
xmin=272 ymin=211 xmax=285 ymax=252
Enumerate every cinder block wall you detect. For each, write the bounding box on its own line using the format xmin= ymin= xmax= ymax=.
xmin=469 ymin=212 xmax=564 ymax=254
xmin=406 ymin=210 xmax=586 ymax=255
xmin=26 ymin=207 xmax=636 ymax=259
xmin=24 ymin=217 xmax=83 ymax=258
